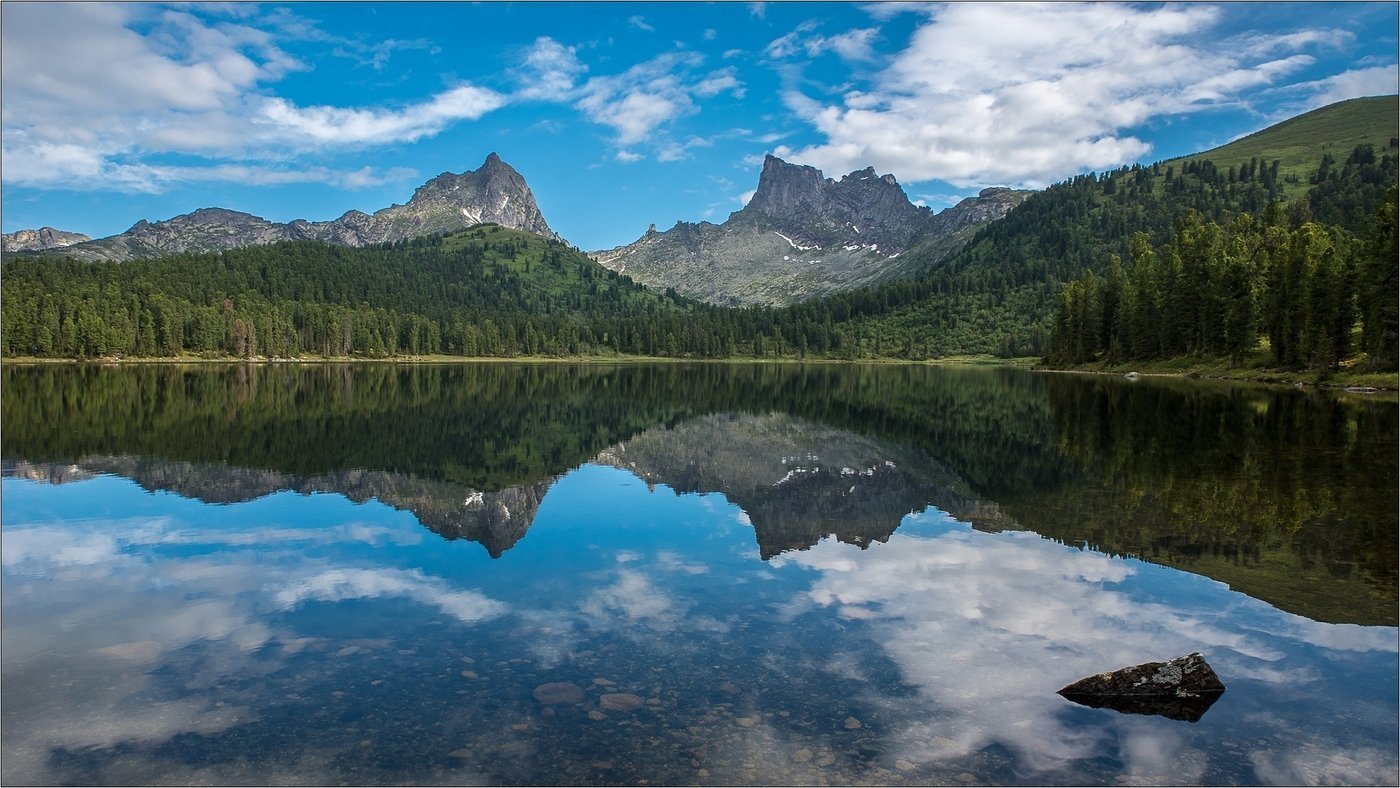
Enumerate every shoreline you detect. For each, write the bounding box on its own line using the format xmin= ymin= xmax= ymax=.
xmin=0 ymin=353 xmax=1040 ymax=367
xmin=4 ymin=354 xmax=1393 ymax=392
xmin=1033 ymin=360 xmax=1398 ymax=393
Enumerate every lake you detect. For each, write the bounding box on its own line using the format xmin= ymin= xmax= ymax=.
xmin=2 ymin=362 xmax=1396 ymax=786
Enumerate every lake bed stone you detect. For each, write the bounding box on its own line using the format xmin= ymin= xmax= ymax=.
xmin=533 ymin=682 xmax=585 ymax=705
xmin=600 ymin=692 xmax=644 ymax=711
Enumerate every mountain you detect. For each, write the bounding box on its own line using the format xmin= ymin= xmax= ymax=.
xmin=43 ymin=153 xmax=561 ymax=262
xmin=591 ymin=155 xmax=1030 ymax=306
xmin=2 ymin=227 xmax=90 ymax=253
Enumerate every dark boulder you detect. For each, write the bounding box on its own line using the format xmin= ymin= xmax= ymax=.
xmin=1058 ymin=652 xmax=1225 ymax=722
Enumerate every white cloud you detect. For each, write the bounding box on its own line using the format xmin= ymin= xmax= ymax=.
xmin=779 ymin=526 xmax=1399 ymax=780
xmin=616 ymin=150 xmax=644 ymax=163
xmin=514 ymin=36 xmax=588 ymax=101
xmin=765 ymin=22 xmax=876 ymax=63
xmin=657 ymin=136 xmax=714 ymax=163
xmin=811 ymin=28 xmax=880 ymax=62
xmin=275 ymin=567 xmax=508 ymax=623
xmin=1 ymin=4 xmax=503 ymax=194
xmin=628 ymin=15 xmax=655 ymax=32
xmin=575 ymin=52 xmax=743 ymax=150
xmin=580 ymin=569 xmax=685 ymax=630
xmin=860 ymin=2 xmax=935 ymax=22
xmin=258 ymin=84 xmax=507 ymax=145
xmin=695 ymin=68 xmax=743 ymax=98
xmin=776 ymin=4 xmax=1375 ymax=188
xmin=1291 ymin=65 xmax=1400 ymax=111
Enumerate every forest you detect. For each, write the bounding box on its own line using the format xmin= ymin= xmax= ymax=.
xmin=1046 ymin=149 xmax=1398 ymax=370
xmin=2 ymin=142 xmax=1396 ymax=371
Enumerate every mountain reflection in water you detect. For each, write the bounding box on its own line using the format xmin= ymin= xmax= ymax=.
xmin=5 ymin=362 xmax=1394 ymax=625
xmin=2 ymin=363 xmax=1396 ymax=786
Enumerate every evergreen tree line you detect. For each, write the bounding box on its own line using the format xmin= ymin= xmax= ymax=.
xmin=1047 ymin=184 xmax=1398 ymax=370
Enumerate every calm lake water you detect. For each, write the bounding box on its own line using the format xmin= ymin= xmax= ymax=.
xmin=3 ymin=363 xmax=1396 ymax=786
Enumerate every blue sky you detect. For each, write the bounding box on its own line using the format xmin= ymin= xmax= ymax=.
xmin=3 ymin=2 xmax=1396 ymax=251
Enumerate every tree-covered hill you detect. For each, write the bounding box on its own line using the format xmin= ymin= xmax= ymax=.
xmin=1 ymin=224 xmax=701 ymax=358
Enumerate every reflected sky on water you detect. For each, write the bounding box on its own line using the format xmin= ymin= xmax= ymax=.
xmin=5 ymin=463 xmax=1395 ymax=785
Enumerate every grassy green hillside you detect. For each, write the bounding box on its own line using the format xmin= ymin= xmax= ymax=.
xmin=1179 ymin=95 xmax=1399 ymax=198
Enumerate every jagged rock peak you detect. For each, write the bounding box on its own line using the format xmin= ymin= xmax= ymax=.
xmin=2 ymin=226 xmax=90 ymax=253
xmin=746 ymin=155 xmax=830 ymax=217
xmin=744 ymin=155 xmax=916 ymax=224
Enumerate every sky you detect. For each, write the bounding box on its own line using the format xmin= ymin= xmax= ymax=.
xmin=2 ymin=2 xmax=1396 ymax=251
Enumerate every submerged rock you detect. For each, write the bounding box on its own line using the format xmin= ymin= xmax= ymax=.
xmin=1058 ymin=652 xmax=1226 ymax=722
xmin=532 ymin=682 xmax=585 ymax=705
xmin=599 ymin=693 xmax=644 ymax=711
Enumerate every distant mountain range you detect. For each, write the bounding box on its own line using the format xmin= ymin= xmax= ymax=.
xmin=2 ymin=227 xmax=90 ymax=253
xmin=5 ymin=95 xmax=1395 ymax=322
xmin=9 ymin=151 xmax=1026 ymax=306
xmin=591 ymin=155 xmax=1030 ymax=305
xmin=24 ymin=153 xmax=558 ymax=263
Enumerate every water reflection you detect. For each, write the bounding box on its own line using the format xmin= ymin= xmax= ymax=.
xmin=3 ymin=363 xmax=1397 ymax=785
xmin=4 ymin=465 xmax=1395 ymax=786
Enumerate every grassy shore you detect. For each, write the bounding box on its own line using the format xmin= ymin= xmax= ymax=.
xmin=1038 ymin=353 xmax=1399 ymax=391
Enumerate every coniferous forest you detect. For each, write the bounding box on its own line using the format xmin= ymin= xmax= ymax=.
xmin=3 ymin=143 xmax=1396 ymax=373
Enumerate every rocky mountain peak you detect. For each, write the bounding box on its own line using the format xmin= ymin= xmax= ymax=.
xmin=744 ymin=155 xmax=831 ymax=220
xmin=2 ymin=226 xmax=90 ymax=253
xmin=736 ymin=155 xmax=925 ymax=251
xmin=38 ymin=152 xmax=563 ymax=261
xmin=402 ymin=153 xmax=558 ymax=241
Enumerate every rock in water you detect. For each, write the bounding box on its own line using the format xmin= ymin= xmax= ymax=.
xmin=1058 ymin=652 xmax=1225 ymax=722
xmin=598 ymin=693 xmax=644 ymax=712
xmin=532 ymin=682 xmax=585 ymax=705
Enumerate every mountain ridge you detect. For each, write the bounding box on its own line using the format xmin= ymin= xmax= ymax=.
xmin=2 ymin=227 xmax=90 ymax=253
xmin=38 ymin=153 xmax=561 ymax=262
xmin=591 ymin=155 xmax=1031 ymax=306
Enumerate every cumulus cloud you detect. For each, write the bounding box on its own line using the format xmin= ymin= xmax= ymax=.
xmin=774 ymin=3 xmax=1371 ymax=188
xmin=1290 ymin=65 xmax=1400 ymax=110
xmin=575 ymin=52 xmax=743 ymax=148
xmin=1 ymin=4 xmax=500 ymax=193
xmin=515 ymin=35 xmax=588 ymax=101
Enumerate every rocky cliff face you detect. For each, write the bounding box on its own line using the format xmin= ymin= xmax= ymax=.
xmin=739 ymin=155 xmax=929 ymax=252
xmin=592 ymin=156 xmax=1030 ymax=306
xmin=2 ymin=227 xmax=90 ymax=253
xmin=42 ymin=153 xmax=561 ymax=262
